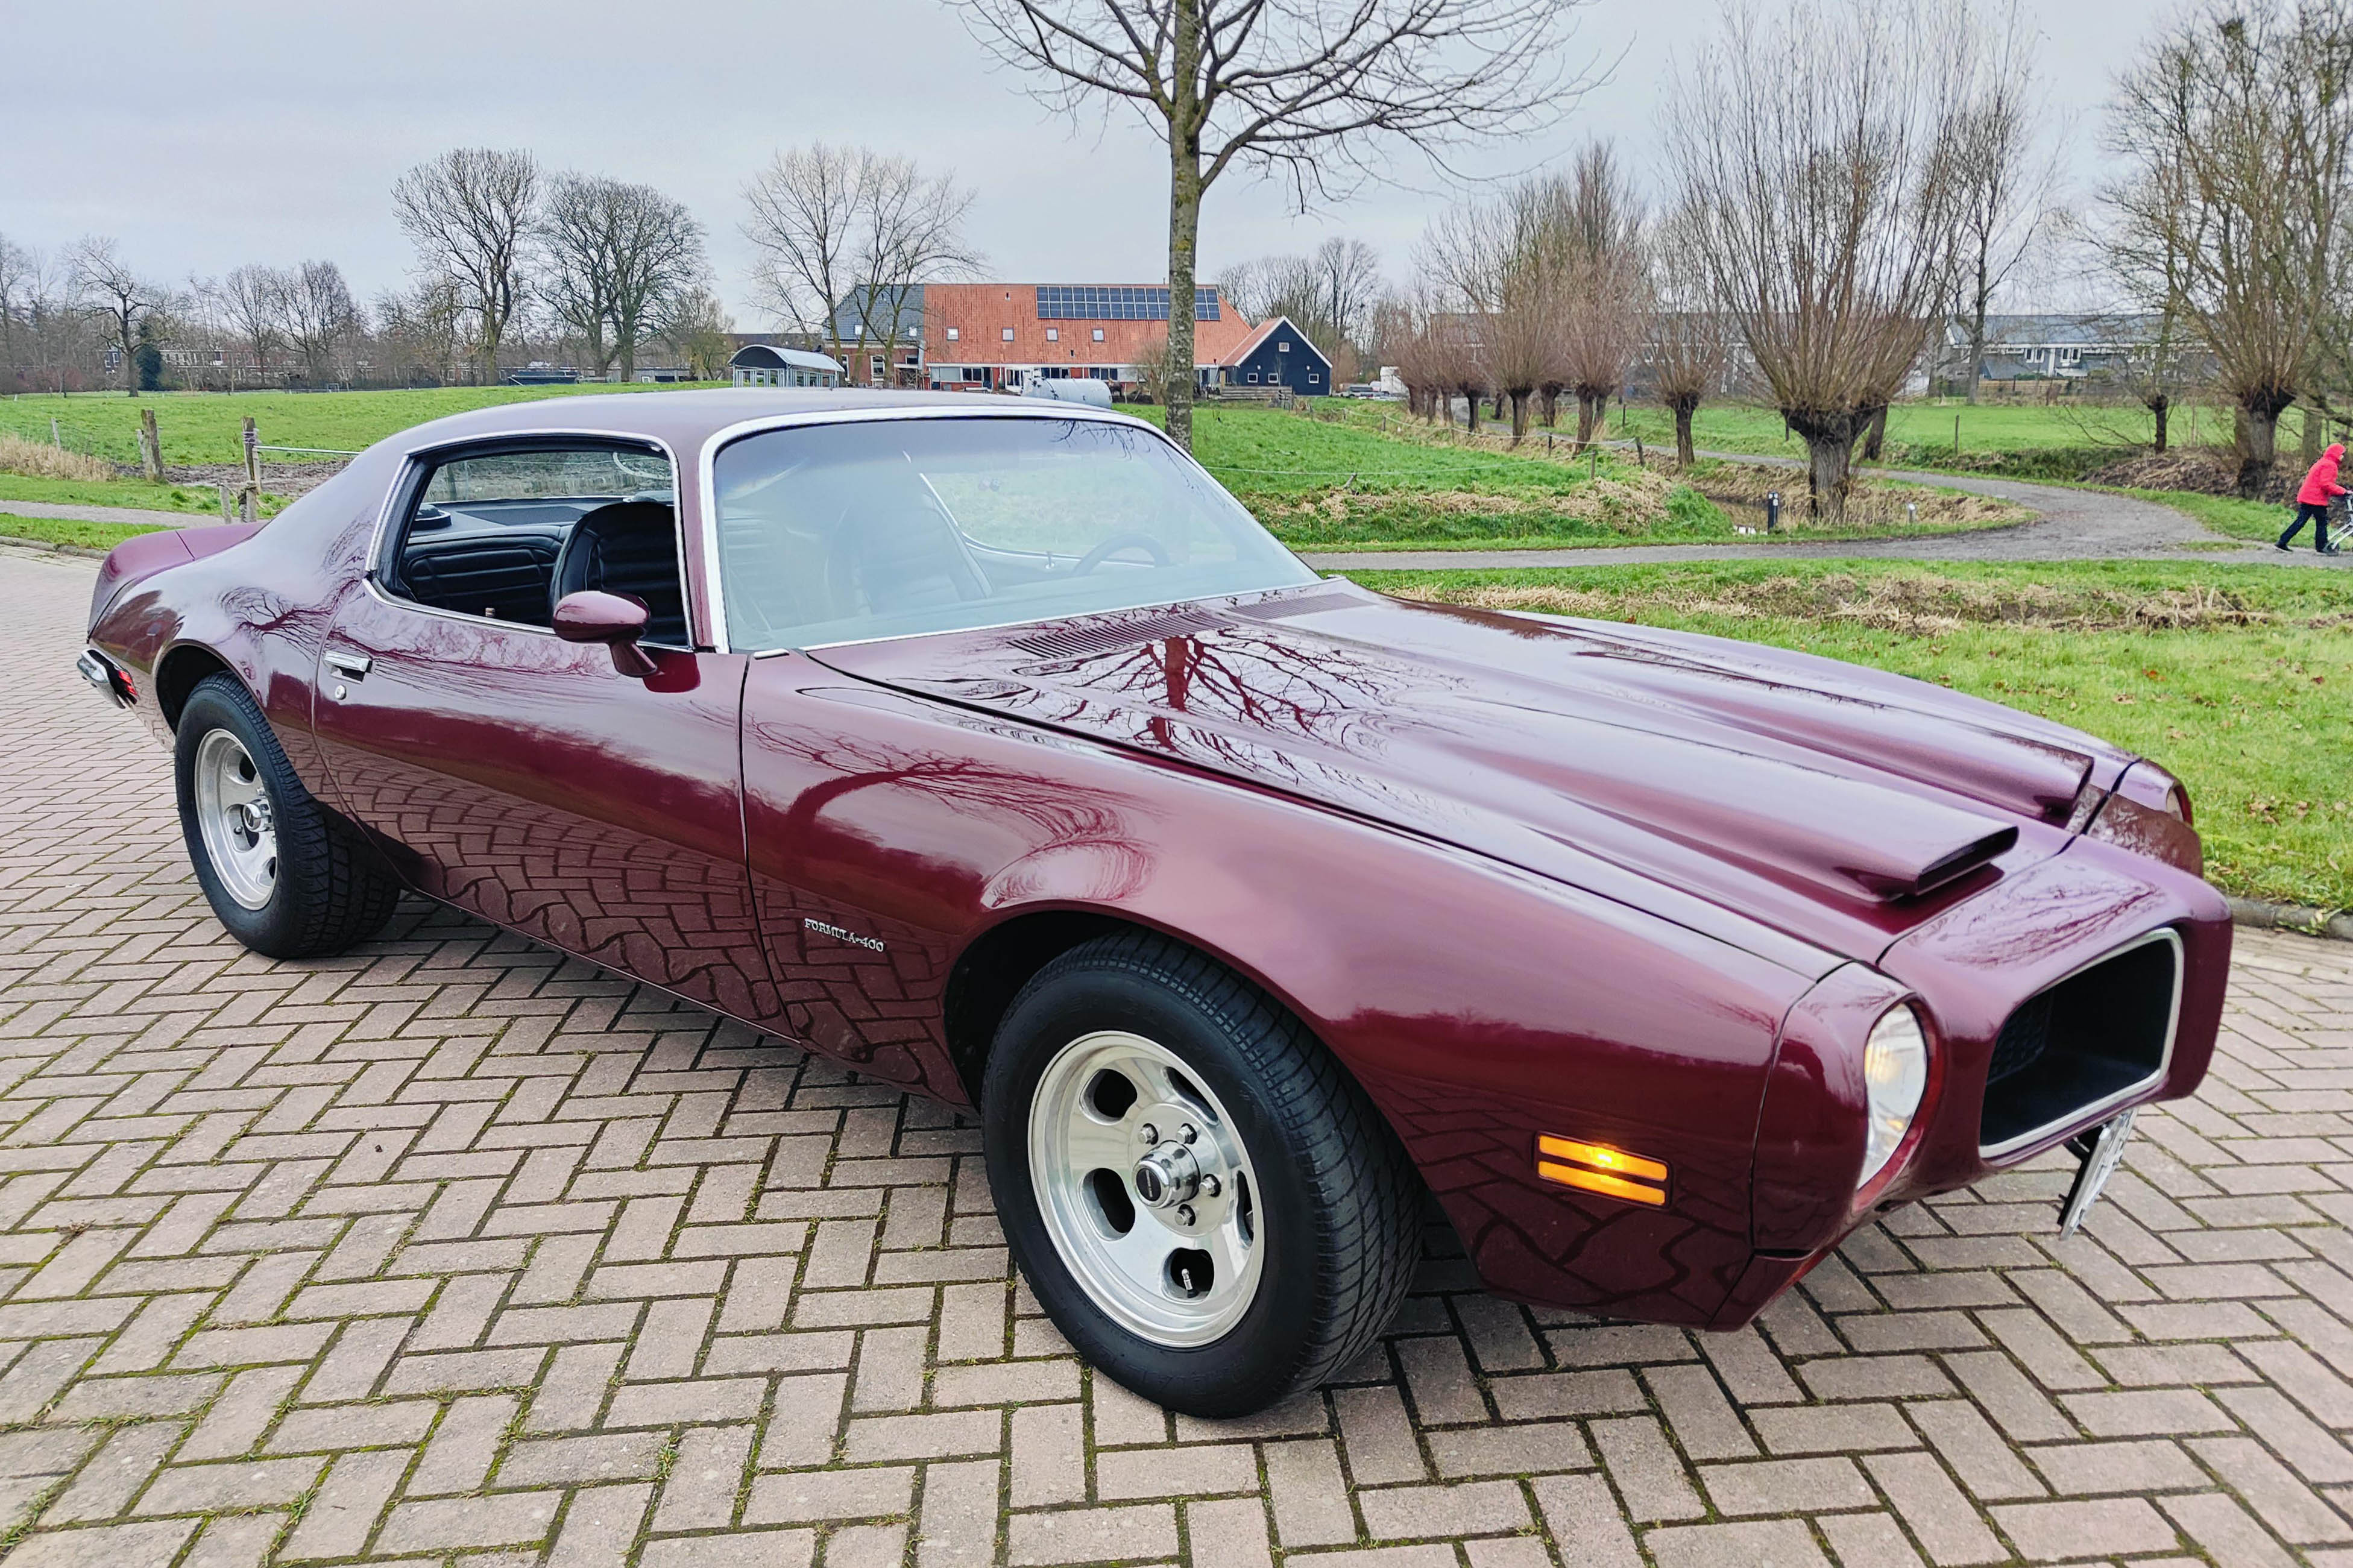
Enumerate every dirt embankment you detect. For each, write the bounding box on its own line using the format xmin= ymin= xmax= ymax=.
xmin=2087 ymin=447 xmax=2304 ymax=502
xmin=1686 ymin=462 xmax=2031 ymax=531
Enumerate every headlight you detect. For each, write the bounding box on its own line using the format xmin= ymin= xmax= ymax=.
xmin=1860 ymin=1005 xmax=1929 ymax=1186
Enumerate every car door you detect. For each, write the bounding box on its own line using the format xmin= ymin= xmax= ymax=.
xmin=310 ymin=436 xmax=778 ymax=1022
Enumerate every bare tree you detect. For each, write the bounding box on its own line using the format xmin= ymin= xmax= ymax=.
xmin=2108 ymin=1 xmax=2353 ymax=493
xmin=283 ymin=260 xmax=360 ymax=384
xmin=743 ymin=144 xmax=978 ymax=379
xmin=1556 ymin=142 xmax=1646 ymax=449
xmin=220 ymin=264 xmax=289 ymax=385
xmin=962 ymin=0 xmax=1584 ymax=452
xmin=1664 ymin=0 xmax=1970 ymax=523
xmin=69 ymin=237 xmax=170 ymax=396
xmin=656 ymin=286 xmax=736 ymax=381
xmin=393 ymin=147 xmax=541 ymax=385
xmin=542 ymin=174 xmax=709 ymax=382
xmin=1221 ymin=237 xmax=1384 ymax=377
xmin=1945 ymin=3 xmax=2067 ymax=404
xmin=0 ymin=234 xmax=27 ymax=370
xmin=1646 ymin=206 xmax=1728 ymax=467
xmin=374 ymin=278 xmax=470 ymax=387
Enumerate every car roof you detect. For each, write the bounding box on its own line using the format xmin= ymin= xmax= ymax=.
xmin=372 ymin=388 xmax=1153 ymax=459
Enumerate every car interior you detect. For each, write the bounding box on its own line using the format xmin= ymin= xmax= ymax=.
xmin=387 ymin=446 xmax=690 ymax=647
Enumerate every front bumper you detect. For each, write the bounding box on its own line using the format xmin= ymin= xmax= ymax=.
xmin=77 ymin=647 xmax=134 ymax=709
xmin=1734 ymin=836 xmax=2229 ymax=1299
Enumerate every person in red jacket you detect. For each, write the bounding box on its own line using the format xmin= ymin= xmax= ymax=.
xmin=2280 ymin=442 xmax=2346 ymax=553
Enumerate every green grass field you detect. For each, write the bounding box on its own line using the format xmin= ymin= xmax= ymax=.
xmin=0 ymin=514 xmax=165 ymax=551
xmin=1344 ymin=559 xmax=2353 ymax=912
xmin=1323 ymin=396 xmax=2258 ymax=483
xmin=1148 ymin=407 xmax=2023 ymax=549
xmin=4 ymin=385 xmax=2290 ymax=552
xmin=0 ymin=385 xmax=722 ymax=467
xmin=0 ymin=473 xmax=284 ymax=517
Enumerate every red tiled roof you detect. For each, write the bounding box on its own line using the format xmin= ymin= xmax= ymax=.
xmin=922 ymin=283 xmax=1256 ymax=370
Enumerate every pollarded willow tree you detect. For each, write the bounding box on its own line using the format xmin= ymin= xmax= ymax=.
xmin=2108 ymin=1 xmax=2353 ymax=494
xmin=1555 ymin=142 xmax=1646 ymax=451
xmin=1664 ymin=0 xmax=1971 ymax=523
xmin=961 ymin=0 xmax=1584 ymax=453
xmin=1645 ymin=205 xmax=1728 ymax=468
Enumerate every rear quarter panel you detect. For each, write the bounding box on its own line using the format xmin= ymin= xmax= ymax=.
xmin=87 ymin=452 xmax=400 ymax=795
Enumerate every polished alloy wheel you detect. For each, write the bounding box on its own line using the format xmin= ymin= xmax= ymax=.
xmin=192 ymin=729 xmax=277 ymax=910
xmin=1028 ymin=1030 xmax=1264 ymax=1347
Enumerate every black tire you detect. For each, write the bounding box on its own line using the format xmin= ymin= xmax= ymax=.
xmin=983 ymin=930 xmax=1419 ymax=1417
xmin=175 ymin=673 xmax=400 ymax=959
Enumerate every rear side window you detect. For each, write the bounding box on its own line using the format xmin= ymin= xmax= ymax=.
xmin=382 ymin=442 xmax=689 ymax=645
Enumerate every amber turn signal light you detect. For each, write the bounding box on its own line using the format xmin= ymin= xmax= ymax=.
xmin=1536 ymin=1134 xmax=1668 ymax=1206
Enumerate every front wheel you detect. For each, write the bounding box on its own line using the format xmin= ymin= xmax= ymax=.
xmin=175 ymin=673 xmax=400 ymax=959
xmin=983 ymin=931 xmax=1419 ymax=1417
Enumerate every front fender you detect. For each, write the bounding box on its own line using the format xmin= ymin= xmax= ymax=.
xmin=745 ymin=670 xmax=1825 ymax=1324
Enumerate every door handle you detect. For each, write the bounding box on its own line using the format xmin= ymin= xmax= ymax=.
xmin=324 ymin=652 xmax=373 ymax=679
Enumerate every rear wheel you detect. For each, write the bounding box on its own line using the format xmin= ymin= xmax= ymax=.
xmin=175 ymin=674 xmax=399 ymax=959
xmin=983 ymin=931 xmax=1419 ymax=1417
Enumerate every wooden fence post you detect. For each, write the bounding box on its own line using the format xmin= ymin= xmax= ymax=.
xmin=219 ymin=483 xmax=233 ymax=524
xmin=139 ymin=408 xmax=165 ymax=482
xmin=240 ymin=417 xmax=260 ymax=524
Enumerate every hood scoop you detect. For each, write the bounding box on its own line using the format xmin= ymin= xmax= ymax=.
xmin=1010 ymin=608 xmax=1227 ymax=661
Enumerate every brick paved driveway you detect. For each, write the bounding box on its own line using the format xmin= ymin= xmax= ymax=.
xmin=5 ymin=544 xmax=2352 ymax=1568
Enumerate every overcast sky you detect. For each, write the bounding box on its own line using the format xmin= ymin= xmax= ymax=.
xmin=2 ymin=0 xmax=2162 ymax=327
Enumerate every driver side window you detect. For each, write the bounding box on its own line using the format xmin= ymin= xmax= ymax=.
xmin=383 ymin=442 xmax=690 ymax=646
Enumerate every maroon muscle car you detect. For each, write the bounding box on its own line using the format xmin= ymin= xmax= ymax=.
xmin=80 ymin=391 xmax=2228 ymax=1415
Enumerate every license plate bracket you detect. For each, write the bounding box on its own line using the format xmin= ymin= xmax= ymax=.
xmin=2057 ymin=1108 xmax=2137 ymax=1238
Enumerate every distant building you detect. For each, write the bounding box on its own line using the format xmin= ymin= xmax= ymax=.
xmin=828 ymin=286 xmax=927 ymax=388
xmin=1215 ymin=316 xmax=1333 ymax=394
xmin=729 ymin=345 xmax=844 ymax=388
xmin=920 ymin=283 xmax=1257 ymax=394
xmin=1942 ymin=314 xmax=2134 ymax=382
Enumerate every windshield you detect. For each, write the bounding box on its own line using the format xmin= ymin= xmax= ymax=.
xmin=710 ymin=415 xmax=1315 ymax=649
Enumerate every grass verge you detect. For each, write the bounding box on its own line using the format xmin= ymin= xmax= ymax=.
xmin=0 ymin=383 xmax=723 ymax=466
xmin=0 ymin=473 xmax=276 ymax=517
xmin=0 ymin=514 xmax=167 ymax=551
xmin=1341 ymin=558 xmax=2353 ymax=911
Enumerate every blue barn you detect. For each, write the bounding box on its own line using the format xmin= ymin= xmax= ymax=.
xmin=1217 ymin=315 xmax=1334 ymax=394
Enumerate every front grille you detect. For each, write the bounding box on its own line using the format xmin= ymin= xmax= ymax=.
xmin=1979 ymin=929 xmax=2182 ymax=1155
xmin=1986 ymin=994 xmax=2053 ymax=1085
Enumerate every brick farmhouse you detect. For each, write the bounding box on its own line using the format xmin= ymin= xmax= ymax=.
xmin=817 ymin=283 xmax=1335 ymax=397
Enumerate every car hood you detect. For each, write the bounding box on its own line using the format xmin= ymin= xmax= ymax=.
xmin=810 ymin=581 xmax=2132 ymax=967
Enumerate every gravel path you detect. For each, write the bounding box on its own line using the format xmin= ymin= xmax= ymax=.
xmin=1300 ymin=462 xmax=2351 ymax=572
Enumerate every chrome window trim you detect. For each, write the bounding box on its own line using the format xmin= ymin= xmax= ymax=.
xmin=361 ymin=427 xmax=695 ymax=649
xmin=694 ymin=404 xmax=1308 ymax=657
xmin=1977 ymin=925 xmax=2185 ymax=1161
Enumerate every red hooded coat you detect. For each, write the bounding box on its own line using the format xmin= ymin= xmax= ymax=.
xmin=2297 ymin=444 xmax=2347 ymax=505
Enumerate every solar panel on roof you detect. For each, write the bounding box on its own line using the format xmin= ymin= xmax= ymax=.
xmin=1034 ymin=286 xmax=1220 ymax=321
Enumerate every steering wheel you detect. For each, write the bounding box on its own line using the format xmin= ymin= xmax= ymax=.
xmin=1071 ymin=532 xmax=1173 ymax=575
